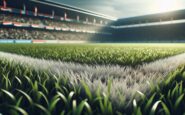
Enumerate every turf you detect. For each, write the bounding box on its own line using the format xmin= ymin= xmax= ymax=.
xmin=0 ymin=55 xmax=185 ymax=115
xmin=1 ymin=43 xmax=185 ymax=115
xmin=0 ymin=43 xmax=185 ymax=66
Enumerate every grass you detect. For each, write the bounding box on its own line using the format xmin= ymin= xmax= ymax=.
xmin=130 ymin=66 xmax=185 ymax=115
xmin=0 ymin=55 xmax=185 ymax=114
xmin=1 ymin=50 xmax=185 ymax=106
xmin=0 ymin=43 xmax=185 ymax=66
xmin=1 ymin=43 xmax=185 ymax=114
xmin=0 ymin=59 xmax=114 ymax=115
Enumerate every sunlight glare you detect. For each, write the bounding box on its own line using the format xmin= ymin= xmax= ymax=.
xmin=153 ymin=0 xmax=182 ymax=13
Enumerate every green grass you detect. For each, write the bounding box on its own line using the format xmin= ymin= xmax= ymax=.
xmin=0 ymin=43 xmax=185 ymax=66
xmin=0 ymin=56 xmax=185 ymax=115
xmin=0 ymin=59 xmax=114 ymax=115
xmin=129 ymin=66 xmax=185 ymax=115
xmin=1 ymin=43 xmax=185 ymax=115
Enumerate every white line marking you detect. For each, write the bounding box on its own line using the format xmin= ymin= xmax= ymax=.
xmin=0 ymin=52 xmax=185 ymax=103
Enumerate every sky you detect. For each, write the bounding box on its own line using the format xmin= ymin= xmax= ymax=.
xmin=52 ymin=0 xmax=185 ymax=19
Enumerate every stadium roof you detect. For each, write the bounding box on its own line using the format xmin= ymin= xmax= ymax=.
xmin=30 ymin=0 xmax=117 ymax=21
xmin=114 ymin=9 xmax=185 ymax=26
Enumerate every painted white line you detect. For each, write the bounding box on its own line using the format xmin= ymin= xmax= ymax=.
xmin=0 ymin=52 xmax=185 ymax=103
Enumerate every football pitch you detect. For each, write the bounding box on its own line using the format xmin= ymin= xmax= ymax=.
xmin=0 ymin=43 xmax=185 ymax=115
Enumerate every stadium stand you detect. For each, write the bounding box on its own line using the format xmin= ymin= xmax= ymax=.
xmin=106 ymin=9 xmax=185 ymax=43
xmin=3 ymin=0 xmax=185 ymax=43
xmin=0 ymin=28 xmax=53 ymax=40
xmin=0 ymin=0 xmax=114 ymax=43
xmin=0 ymin=13 xmax=42 ymax=25
xmin=0 ymin=28 xmax=94 ymax=40
xmin=0 ymin=13 xmax=105 ymax=32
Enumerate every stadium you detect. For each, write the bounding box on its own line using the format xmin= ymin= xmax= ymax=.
xmin=0 ymin=0 xmax=114 ymax=43
xmin=1 ymin=0 xmax=185 ymax=115
xmin=1 ymin=0 xmax=185 ymax=43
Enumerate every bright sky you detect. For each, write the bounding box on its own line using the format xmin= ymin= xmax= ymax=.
xmin=53 ymin=0 xmax=185 ymax=18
